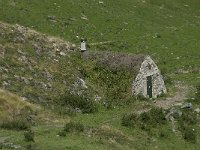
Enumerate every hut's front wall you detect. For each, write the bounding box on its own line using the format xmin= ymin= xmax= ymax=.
xmin=132 ymin=56 xmax=167 ymax=98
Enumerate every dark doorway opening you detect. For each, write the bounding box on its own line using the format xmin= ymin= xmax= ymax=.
xmin=147 ymin=76 xmax=152 ymax=98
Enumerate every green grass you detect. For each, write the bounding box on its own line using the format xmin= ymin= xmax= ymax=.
xmin=1 ymin=103 xmax=200 ymax=150
xmin=0 ymin=21 xmax=79 ymax=106
xmin=1 ymin=0 xmax=200 ymax=149
xmin=0 ymin=0 xmax=200 ymax=80
xmin=0 ymin=89 xmax=37 ymax=123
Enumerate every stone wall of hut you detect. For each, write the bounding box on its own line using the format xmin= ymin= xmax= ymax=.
xmin=132 ymin=56 xmax=167 ymax=98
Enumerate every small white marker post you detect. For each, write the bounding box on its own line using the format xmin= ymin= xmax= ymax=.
xmin=80 ymin=39 xmax=86 ymax=52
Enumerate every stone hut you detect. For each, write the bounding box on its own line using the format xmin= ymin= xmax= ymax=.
xmin=82 ymin=51 xmax=167 ymax=98
xmin=132 ymin=56 xmax=167 ymax=98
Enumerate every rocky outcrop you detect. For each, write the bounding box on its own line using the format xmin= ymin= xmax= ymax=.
xmin=0 ymin=22 xmax=80 ymax=104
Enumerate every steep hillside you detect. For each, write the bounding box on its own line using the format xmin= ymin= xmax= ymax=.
xmin=0 ymin=0 xmax=200 ymax=82
xmin=0 ymin=89 xmax=38 ymax=124
xmin=1 ymin=1 xmax=200 ymax=149
xmin=0 ymin=22 xmax=83 ymax=107
xmin=0 ymin=21 xmax=142 ymax=110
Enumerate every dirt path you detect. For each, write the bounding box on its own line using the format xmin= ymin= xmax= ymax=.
xmin=154 ymin=84 xmax=191 ymax=109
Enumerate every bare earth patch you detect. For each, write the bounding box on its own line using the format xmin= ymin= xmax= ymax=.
xmin=154 ymin=84 xmax=193 ymax=109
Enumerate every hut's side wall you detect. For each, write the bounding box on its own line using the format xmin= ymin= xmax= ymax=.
xmin=132 ymin=56 xmax=167 ymax=98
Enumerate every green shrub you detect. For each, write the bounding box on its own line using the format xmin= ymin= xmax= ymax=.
xmin=178 ymin=110 xmax=197 ymax=125
xmin=159 ymin=130 xmax=168 ymax=138
xmin=139 ymin=108 xmax=167 ymax=128
xmin=24 ymin=129 xmax=35 ymax=142
xmin=196 ymin=86 xmax=200 ymax=98
xmin=121 ymin=113 xmax=137 ymax=127
xmin=182 ymin=126 xmax=196 ymax=143
xmin=177 ymin=110 xmax=197 ymax=143
xmin=1 ymin=118 xmax=30 ymax=130
xmin=89 ymin=63 xmax=134 ymax=107
xmin=0 ymin=143 xmax=2 ymax=149
xmin=179 ymin=124 xmax=197 ymax=143
xmin=121 ymin=108 xmax=167 ymax=129
xmin=188 ymin=85 xmax=200 ymax=105
xmin=64 ymin=121 xmax=84 ymax=133
xmin=136 ymin=94 xmax=148 ymax=101
xmin=25 ymin=143 xmax=38 ymax=150
xmin=56 ymin=105 xmax=76 ymax=116
xmin=58 ymin=130 xmax=67 ymax=137
xmin=60 ymin=92 xmax=98 ymax=113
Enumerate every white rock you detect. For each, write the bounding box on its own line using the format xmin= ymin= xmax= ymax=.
xmin=60 ymin=51 xmax=66 ymax=56
xmin=99 ymin=1 xmax=104 ymax=4
xmin=81 ymin=16 xmax=88 ymax=20
xmin=194 ymin=108 xmax=200 ymax=113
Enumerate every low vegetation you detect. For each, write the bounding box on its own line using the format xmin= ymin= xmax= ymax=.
xmin=24 ymin=129 xmax=35 ymax=142
xmin=1 ymin=118 xmax=30 ymax=131
xmin=0 ymin=0 xmax=200 ymax=149
xmin=81 ymin=61 xmax=136 ymax=108
xmin=0 ymin=89 xmax=37 ymax=130
xmin=59 ymin=92 xmax=99 ymax=113
xmin=187 ymin=85 xmax=200 ymax=105
xmin=122 ymin=108 xmax=167 ymax=130
xmin=64 ymin=121 xmax=84 ymax=133
xmin=177 ymin=109 xmax=198 ymax=143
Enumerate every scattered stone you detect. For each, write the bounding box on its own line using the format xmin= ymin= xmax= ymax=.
xmin=60 ymin=51 xmax=66 ymax=56
xmin=174 ymin=102 xmax=183 ymax=106
xmin=3 ymin=143 xmax=21 ymax=149
xmin=194 ymin=108 xmax=200 ymax=113
xmin=165 ymin=108 xmax=182 ymax=120
xmin=22 ymin=77 xmax=30 ymax=85
xmin=2 ymin=81 xmax=10 ymax=87
xmin=0 ymin=46 xmax=5 ymax=58
xmin=181 ymin=103 xmax=192 ymax=109
xmin=175 ymin=68 xmax=190 ymax=74
xmin=40 ymin=82 xmax=50 ymax=89
xmin=81 ymin=16 xmax=88 ymax=20
xmin=75 ymin=77 xmax=88 ymax=89
xmin=43 ymin=69 xmax=53 ymax=81
xmin=0 ymin=67 xmax=8 ymax=73
xmin=18 ymin=55 xmax=28 ymax=64
xmin=95 ymin=95 xmax=101 ymax=102
xmin=75 ymin=107 xmax=82 ymax=113
xmin=21 ymin=97 xmax=28 ymax=101
xmin=53 ymin=59 xmax=59 ymax=62
xmin=80 ymin=13 xmax=88 ymax=21
xmin=152 ymin=33 xmax=161 ymax=38
xmin=99 ymin=1 xmax=104 ymax=4
xmin=47 ymin=83 xmax=52 ymax=88
xmin=47 ymin=15 xmax=57 ymax=23
xmin=17 ymin=49 xmax=26 ymax=55
xmin=159 ymin=5 xmax=164 ymax=9
xmin=33 ymin=43 xmax=42 ymax=55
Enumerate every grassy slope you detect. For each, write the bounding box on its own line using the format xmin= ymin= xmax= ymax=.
xmin=0 ymin=21 xmax=81 ymax=106
xmin=0 ymin=89 xmax=37 ymax=123
xmin=1 ymin=101 xmax=200 ymax=150
xmin=0 ymin=0 xmax=200 ymax=84
xmin=0 ymin=0 xmax=200 ymax=149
